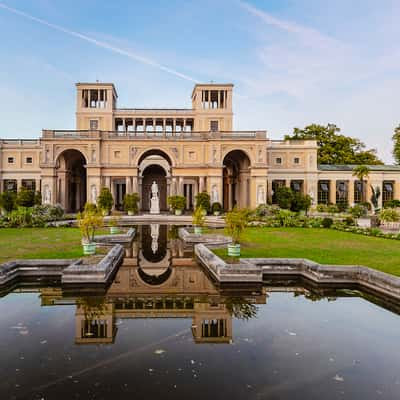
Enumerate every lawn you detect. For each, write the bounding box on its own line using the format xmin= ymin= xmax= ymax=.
xmin=214 ymin=227 xmax=400 ymax=277
xmin=0 ymin=228 xmax=84 ymax=263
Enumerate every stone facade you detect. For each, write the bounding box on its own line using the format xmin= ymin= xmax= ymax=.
xmin=1 ymin=81 xmax=399 ymax=212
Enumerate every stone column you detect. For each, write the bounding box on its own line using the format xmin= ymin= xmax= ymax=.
xmin=329 ymin=179 xmax=336 ymax=204
xmin=348 ymin=179 xmax=354 ymax=206
xmin=178 ymin=177 xmax=184 ymax=196
xmin=126 ymin=176 xmax=132 ymax=194
xmin=104 ymin=176 xmax=111 ymax=190
xmin=171 ymin=177 xmax=177 ymax=196
xmin=132 ymin=176 xmax=138 ymax=193
xmin=35 ymin=178 xmax=41 ymax=193
xmin=111 ymin=179 xmax=116 ymax=210
xmin=199 ymin=176 xmax=205 ymax=193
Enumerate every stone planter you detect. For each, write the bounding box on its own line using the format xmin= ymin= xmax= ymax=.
xmin=127 ymin=210 xmax=134 ymax=216
xmin=110 ymin=227 xmax=120 ymax=234
xmin=194 ymin=226 xmax=203 ymax=235
xmin=213 ymin=211 xmax=220 ymax=216
xmin=201 ymin=209 xmax=207 ymax=217
xmin=228 ymin=243 xmax=241 ymax=257
xmin=175 ymin=209 xmax=183 ymax=216
xmin=102 ymin=209 xmax=110 ymax=216
xmin=82 ymin=242 xmax=96 ymax=256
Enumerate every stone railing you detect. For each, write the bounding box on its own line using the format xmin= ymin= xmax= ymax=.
xmin=42 ymin=130 xmax=267 ymax=140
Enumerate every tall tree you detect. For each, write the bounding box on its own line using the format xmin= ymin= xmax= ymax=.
xmin=352 ymin=165 xmax=370 ymax=203
xmin=392 ymin=125 xmax=400 ymax=164
xmin=284 ymin=124 xmax=382 ymax=165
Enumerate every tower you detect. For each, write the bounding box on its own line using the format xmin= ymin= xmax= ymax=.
xmin=191 ymin=83 xmax=233 ymax=132
xmin=75 ymin=82 xmax=117 ymax=130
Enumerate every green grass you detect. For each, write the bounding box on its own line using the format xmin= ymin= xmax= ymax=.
xmin=0 ymin=228 xmax=85 ymax=262
xmin=214 ymin=227 xmax=400 ymax=276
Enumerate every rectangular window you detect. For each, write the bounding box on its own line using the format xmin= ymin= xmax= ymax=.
xmin=275 ymin=157 xmax=282 ymax=165
xmin=210 ymin=120 xmax=219 ymax=132
xmin=294 ymin=157 xmax=300 ymax=164
xmin=114 ymin=151 xmax=121 ymax=159
xmin=4 ymin=179 xmax=17 ymax=192
xmin=22 ymin=179 xmax=35 ymax=191
xmin=26 ymin=157 xmax=33 ymax=164
xmin=89 ymin=119 xmax=99 ymax=130
xmin=290 ymin=180 xmax=303 ymax=192
xmin=7 ymin=157 xmax=14 ymax=164
xmin=318 ymin=181 xmax=329 ymax=204
xmin=354 ymin=181 xmax=364 ymax=204
xmin=383 ymin=181 xmax=394 ymax=205
xmin=336 ymin=180 xmax=348 ymax=205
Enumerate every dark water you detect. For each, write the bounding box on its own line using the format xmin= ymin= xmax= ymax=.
xmin=1 ymin=225 xmax=400 ymax=399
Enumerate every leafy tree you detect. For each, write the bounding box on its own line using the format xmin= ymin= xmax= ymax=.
xmin=195 ymin=191 xmax=211 ymax=213
xmin=392 ymin=125 xmax=400 ymax=164
xmin=97 ymin=187 xmax=113 ymax=214
xmin=275 ymin=187 xmax=293 ymax=209
xmin=291 ymin=192 xmax=312 ymax=213
xmin=285 ymin=124 xmax=382 ymax=165
xmin=16 ymin=187 xmax=35 ymax=207
xmin=0 ymin=191 xmax=16 ymax=213
xmin=352 ymin=165 xmax=370 ymax=202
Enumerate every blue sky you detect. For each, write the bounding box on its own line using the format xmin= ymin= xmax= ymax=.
xmin=0 ymin=0 xmax=399 ymax=162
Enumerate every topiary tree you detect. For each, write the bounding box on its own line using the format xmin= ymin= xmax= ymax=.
xmin=97 ymin=187 xmax=113 ymax=214
xmin=16 ymin=187 xmax=35 ymax=207
xmin=211 ymin=202 xmax=223 ymax=215
xmin=291 ymin=192 xmax=312 ymax=213
xmin=0 ymin=191 xmax=16 ymax=213
xmin=123 ymin=193 xmax=140 ymax=214
xmin=195 ymin=191 xmax=211 ymax=213
xmin=275 ymin=187 xmax=293 ymax=209
xmin=225 ymin=208 xmax=249 ymax=244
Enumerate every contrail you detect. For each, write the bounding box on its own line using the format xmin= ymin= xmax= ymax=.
xmin=0 ymin=2 xmax=199 ymax=83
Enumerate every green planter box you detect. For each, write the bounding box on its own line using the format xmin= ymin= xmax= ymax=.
xmin=82 ymin=243 xmax=96 ymax=255
xmin=228 ymin=244 xmax=241 ymax=257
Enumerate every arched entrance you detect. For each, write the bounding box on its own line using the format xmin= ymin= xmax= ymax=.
xmin=223 ymin=150 xmax=251 ymax=210
xmin=138 ymin=150 xmax=172 ymax=212
xmin=56 ymin=149 xmax=87 ymax=212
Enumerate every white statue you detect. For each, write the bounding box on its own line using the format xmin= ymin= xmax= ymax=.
xmin=150 ymin=224 xmax=159 ymax=254
xmin=44 ymin=185 xmax=51 ymax=204
xmin=257 ymin=185 xmax=265 ymax=205
xmin=150 ymin=181 xmax=160 ymax=214
xmin=91 ymin=185 xmax=97 ymax=204
xmin=212 ymin=185 xmax=219 ymax=203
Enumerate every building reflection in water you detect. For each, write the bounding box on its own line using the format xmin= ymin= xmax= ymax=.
xmin=40 ymin=225 xmax=267 ymax=345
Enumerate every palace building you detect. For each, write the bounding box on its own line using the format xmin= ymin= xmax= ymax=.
xmin=0 ymin=81 xmax=399 ymax=212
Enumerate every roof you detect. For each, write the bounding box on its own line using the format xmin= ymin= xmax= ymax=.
xmin=318 ymin=164 xmax=400 ymax=172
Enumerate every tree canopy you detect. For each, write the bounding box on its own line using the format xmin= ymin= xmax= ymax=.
xmin=392 ymin=125 xmax=400 ymax=164
xmin=284 ymin=124 xmax=382 ymax=165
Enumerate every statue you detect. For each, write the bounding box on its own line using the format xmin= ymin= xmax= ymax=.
xmin=212 ymin=185 xmax=219 ymax=203
xmin=150 ymin=181 xmax=160 ymax=214
xmin=257 ymin=185 xmax=265 ymax=205
xmin=91 ymin=185 xmax=97 ymax=204
xmin=44 ymin=185 xmax=51 ymax=204
xmin=150 ymin=224 xmax=160 ymax=254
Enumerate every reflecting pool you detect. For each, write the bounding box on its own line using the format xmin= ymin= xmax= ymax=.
xmin=1 ymin=225 xmax=400 ymax=399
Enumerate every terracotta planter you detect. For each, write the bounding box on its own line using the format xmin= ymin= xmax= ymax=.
xmin=228 ymin=243 xmax=240 ymax=257
xmin=82 ymin=242 xmax=96 ymax=255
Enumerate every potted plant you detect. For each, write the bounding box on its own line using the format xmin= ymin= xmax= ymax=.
xmin=109 ymin=215 xmax=120 ymax=234
xmin=195 ymin=191 xmax=210 ymax=215
xmin=123 ymin=192 xmax=139 ymax=216
xmin=192 ymin=206 xmax=205 ymax=234
xmin=167 ymin=195 xmax=186 ymax=215
xmin=97 ymin=187 xmax=113 ymax=216
xmin=211 ymin=202 xmax=222 ymax=216
xmin=77 ymin=209 xmax=103 ymax=255
xmin=225 ymin=208 xmax=248 ymax=257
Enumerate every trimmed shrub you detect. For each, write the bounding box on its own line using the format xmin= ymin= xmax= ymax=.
xmin=84 ymin=203 xmax=98 ymax=214
xmin=350 ymin=204 xmax=368 ymax=218
xmin=344 ymin=216 xmax=355 ymax=226
xmin=167 ymin=195 xmax=186 ymax=211
xmin=211 ymin=202 xmax=223 ymax=214
xmin=384 ymin=199 xmax=400 ymax=208
xmin=322 ymin=217 xmax=333 ymax=228
xmin=123 ymin=193 xmax=140 ymax=214
xmin=379 ymin=208 xmax=400 ymax=222
xmin=275 ymin=187 xmax=293 ymax=210
xmin=97 ymin=187 xmax=114 ymax=213
xmin=195 ymin=191 xmax=211 ymax=213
